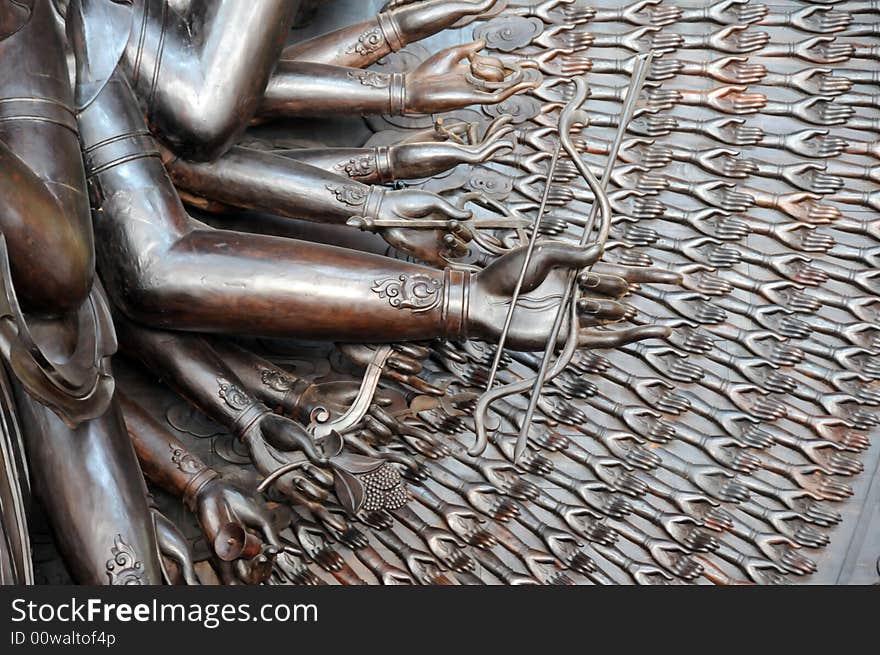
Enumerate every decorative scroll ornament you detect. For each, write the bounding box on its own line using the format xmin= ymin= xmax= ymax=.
xmin=217 ymin=378 xmax=249 ymax=411
xmin=346 ymin=69 xmax=390 ymax=88
xmin=483 ymin=94 xmax=541 ymax=124
xmin=259 ymin=367 xmax=297 ymax=392
xmin=335 ymin=155 xmax=377 ymax=179
xmin=473 ymin=16 xmax=545 ymax=52
xmin=466 ymin=167 xmax=513 ymax=199
xmin=168 ymin=443 xmax=203 ymax=476
xmin=371 ymin=273 xmax=442 ymax=313
xmin=326 ymin=183 xmax=368 ymax=206
xmin=105 ymin=535 xmax=145 ymax=585
xmin=345 ymin=26 xmax=386 ymax=56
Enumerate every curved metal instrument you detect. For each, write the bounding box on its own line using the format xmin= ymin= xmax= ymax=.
xmin=473 ymin=53 xmax=654 ymax=459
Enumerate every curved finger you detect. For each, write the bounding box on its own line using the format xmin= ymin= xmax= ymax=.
xmin=362 ymin=414 xmax=395 ymax=441
xmin=591 ymin=262 xmax=683 ymax=285
xmin=578 ymin=272 xmax=629 ymax=298
xmin=368 ymin=404 xmax=402 ymax=433
xmin=523 ymin=241 xmax=604 ymax=291
xmin=578 ymin=325 xmax=672 ymax=349
xmin=393 ymin=343 xmax=431 ymax=360
xmin=262 ymin=419 xmax=328 ymax=466
xmin=389 ymin=373 xmax=446 ymax=395
xmin=236 ymin=504 xmax=282 ymax=548
xmin=481 ymin=80 xmax=539 ymax=105
xmin=422 ymin=196 xmax=473 ymax=221
xmin=474 ymin=138 xmax=515 ymax=161
xmin=423 ymin=40 xmax=486 ymax=74
xmin=443 ymin=233 xmax=471 ymax=260
xmin=154 ymin=512 xmax=200 ymax=585
xmin=577 ymin=298 xmax=627 ymax=322
xmin=483 ymin=114 xmax=514 ymax=139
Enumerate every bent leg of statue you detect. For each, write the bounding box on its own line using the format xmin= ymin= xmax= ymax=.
xmin=13 ymin=387 xmax=162 ymax=585
xmin=0 ymin=0 xmax=165 ymax=585
xmin=1 ymin=0 xmax=876 ymax=587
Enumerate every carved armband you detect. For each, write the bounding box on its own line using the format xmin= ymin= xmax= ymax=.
xmin=258 ymin=366 xmax=313 ymax=419
xmin=334 ymin=147 xmax=394 ymax=183
xmin=377 ymin=12 xmax=406 ymax=52
xmin=344 ymin=69 xmax=407 ymax=114
xmin=368 ymin=269 xmax=470 ymax=339
xmin=389 ymin=72 xmax=408 ymax=115
xmin=217 ymin=377 xmax=270 ymax=442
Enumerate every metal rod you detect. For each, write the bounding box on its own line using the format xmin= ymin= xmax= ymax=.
xmin=484 ymin=141 xmax=563 ymax=391
xmin=514 ymin=52 xmax=654 ymax=462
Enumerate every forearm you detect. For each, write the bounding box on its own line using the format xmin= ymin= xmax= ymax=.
xmin=281 ymin=17 xmax=397 ymax=67
xmin=208 ymin=340 xmax=311 ymax=422
xmin=118 ymin=391 xmax=216 ymax=505
xmin=270 ymin=147 xmax=397 ymax=184
xmin=280 ymin=0 xmax=472 ymax=67
xmin=166 ymin=146 xmax=381 ymax=224
xmin=280 ymin=144 xmax=469 ymax=184
xmin=113 ymin=227 xmax=470 ymax=342
xmin=115 ymin=318 xmax=269 ymax=437
xmin=259 ymin=61 xmax=406 ymax=118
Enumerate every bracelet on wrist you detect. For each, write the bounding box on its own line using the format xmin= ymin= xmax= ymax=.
xmin=388 ymin=72 xmax=407 ymax=114
xmin=378 ymin=12 xmax=406 ymax=52
xmin=183 ymin=467 xmax=219 ymax=512
xmin=442 ymin=268 xmax=470 ymax=340
xmin=233 ymin=403 xmax=271 ymax=441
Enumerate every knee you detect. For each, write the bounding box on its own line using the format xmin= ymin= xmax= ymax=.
xmin=7 ymin=223 xmax=94 ymax=316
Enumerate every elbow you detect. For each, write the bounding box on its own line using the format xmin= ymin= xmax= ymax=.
xmin=106 ymin=269 xmax=169 ymax=330
xmin=155 ymin=100 xmax=247 ymax=162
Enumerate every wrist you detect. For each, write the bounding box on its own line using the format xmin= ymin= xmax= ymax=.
xmin=378 ymin=11 xmax=406 ymax=51
xmin=375 ymin=146 xmax=395 ymax=183
xmin=282 ymin=379 xmax=317 ymax=423
xmin=443 ymin=268 xmax=471 ymax=340
xmin=389 ymin=72 xmax=408 ymax=114
xmin=232 ymin=402 xmax=271 ymax=441
xmin=365 ymin=184 xmax=387 ymax=220
xmin=182 ymin=467 xmax=219 ymax=512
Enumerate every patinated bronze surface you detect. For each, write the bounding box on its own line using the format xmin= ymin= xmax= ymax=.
xmin=1 ymin=0 xmax=878 ymax=586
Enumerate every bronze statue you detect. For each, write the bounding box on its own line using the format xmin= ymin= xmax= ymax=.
xmin=0 ymin=0 xmax=876 ymax=586
xmin=0 ymin=0 xmax=163 ymax=585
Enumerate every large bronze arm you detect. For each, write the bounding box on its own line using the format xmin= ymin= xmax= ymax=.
xmin=261 ymin=42 xmax=533 ymax=120
xmin=121 ymin=0 xmax=296 ymax=160
xmin=280 ymin=0 xmax=502 ymax=68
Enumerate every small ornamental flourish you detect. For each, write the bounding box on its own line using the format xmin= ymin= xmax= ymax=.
xmin=326 ymin=183 xmax=368 ymax=206
xmin=335 ymin=155 xmax=376 ymax=179
xmin=217 ymin=377 xmax=250 ymax=411
xmin=346 ymin=69 xmax=390 ymax=88
xmin=345 ymin=27 xmax=385 ymax=56
xmin=371 ymin=273 xmax=442 ymax=313
xmin=169 ymin=443 xmax=203 ymax=475
xmin=259 ymin=366 xmax=297 ymax=392
xmin=105 ymin=535 xmax=145 ymax=585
